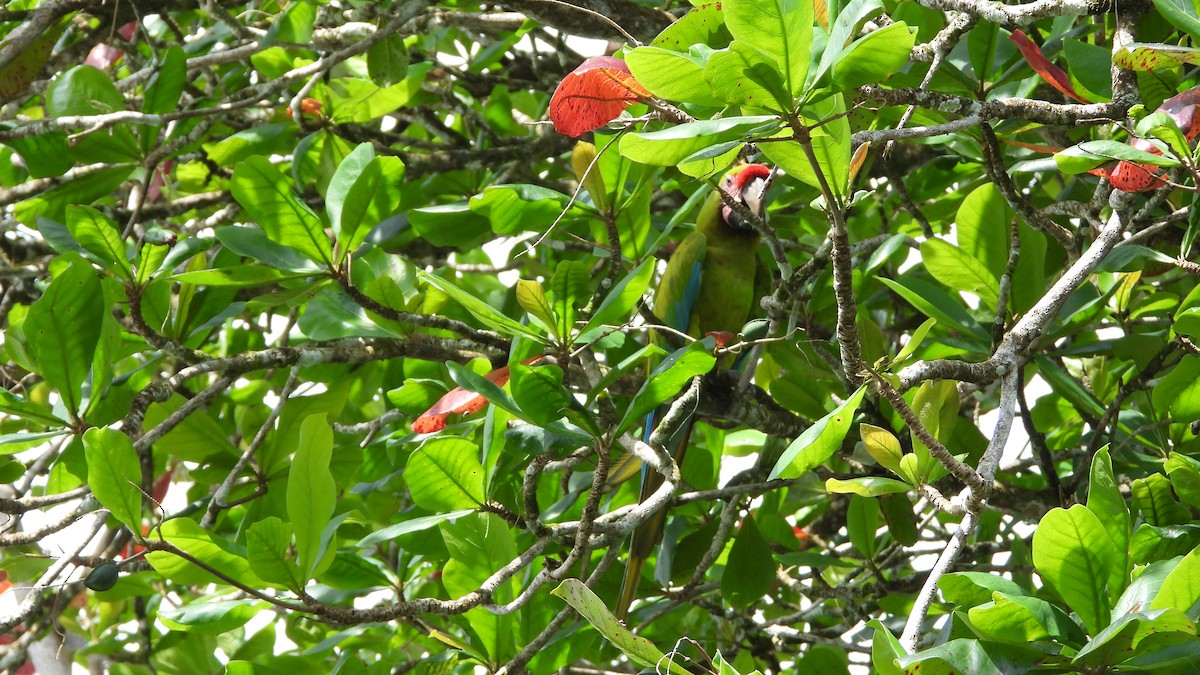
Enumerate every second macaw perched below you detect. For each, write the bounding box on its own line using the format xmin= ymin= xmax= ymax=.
xmin=615 ymin=163 xmax=772 ymax=619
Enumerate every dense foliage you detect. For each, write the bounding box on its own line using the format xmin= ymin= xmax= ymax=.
xmin=3 ymin=0 xmax=1200 ymax=673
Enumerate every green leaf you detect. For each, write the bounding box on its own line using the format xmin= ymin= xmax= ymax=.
xmin=1063 ymin=38 xmax=1113 ymax=100
xmin=356 ymin=509 xmax=474 ymax=547
xmin=847 ymin=494 xmax=879 ymax=558
xmin=24 ymin=255 xmax=104 ymax=416
xmin=583 ymin=258 xmax=655 ymax=334
xmin=879 ymin=493 xmax=919 ymax=546
xmin=1056 ymin=140 xmax=1181 ymax=174
xmin=860 ymin=423 xmax=904 ymax=475
xmin=759 ymin=94 xmax=851 ymax=198
xmin=722 ymin=514 xmax=776 ymax=609
xmin=549 ymin=259 xmax=589 ymax=340
xmin=144 ymin=46 xmax=186 ymax=114
xmin=831 ymin=22 xmax=914 ymax=91
xmin=620 ymin=116 xmax=779 ymax=167
xmin=325 ymin=143 xmax=376 ymax=258
xmin=159 ymin=599 xmax=268 ymax=634
xmin=1151 ymin=545 xmax=1200 ymax=613
xmin=230 ymin=155 xmax=332 ymax=266
xmin=705 ymin=43 xmax=786 ymax=111
xmin=468 ymin=184 xmax=570 ymax=236
xmin=920 ymin=239 xmax=1000 ymax=307
xmin=1152 ymin=356 xmax=1200 ymax=424
xmin=82 ymin=428 xmax=142 ymax=529
xmin=146 ymin=518 xmax=262 ymax=588
xmin=286 ymin=413 xmax=336 ymax=581
xmin=321 ymin=66 xmax=431 ymax=123
xmin=1115 ymin=42 xmax=1200 ymax=72
xmin=893 ymin=318 xmax=937 ymax=365
xmin=967 ymin=592 xmax=1078 ymax=644
xmin=955 ymin=183 xmax=1011 ymax=282
xmin=625 ymin=45 xmax=721 ymax=106
xmin=515 ymin=279 xmax=558 ymax=336
xmin=868 ymin=619 xmax=906 ymax=675
xmin=509 ymin=363 xmax=568 ymax=426
xmin=879 ymin=276 xmax=990 ymax=342
xmin=1133 ymin=474 xmax=1192 ymax=526
xmin=1032 ymin=504 xmax=1117 ymax=635
xmin=366 ymin=33 xmax=409 ymax=87
xmin=1087 ymin=447 xmax=1131 ymax=600
xmin=1152 ymin=0 xmax=1200 ymax=42
xmin=246 ymin=516 xmax=297 ymax=589
xmin=406 ymin=437 xmax=485 ymax=511
xmin=551 ymin=578 xmax=691 ymax=675
xmin=825 ymin=476 xmax=912 ymax=496
xmin=1166 ymin=452 xmax=1200 ymax=511
xmin=939 ymin=571 xmax=1028 ymax=607
xmin=617 ymin=341 xmax=718 ymax=436
xmin=724 ymin=0 xmax=814 ymax=97
xmin=441 ymin=513 xmax=518 ymax=663
xmin=769 ymin=385 xmax=867 ymax=480
xmin=419 ymin=271 xmax=544 ymax=341
xmin=815 ymin=0 xmax=885 ymax=84
xmin=65 ymin=206 xmax=131 ymax=280
xmin=46 ymin=65 xmax=125 ymax=117
xmin=171 ymin=266 xmax=315 ymax=287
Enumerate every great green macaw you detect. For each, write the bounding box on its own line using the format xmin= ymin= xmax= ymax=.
xmin=615 ymin=163 xmax=772 ymax=619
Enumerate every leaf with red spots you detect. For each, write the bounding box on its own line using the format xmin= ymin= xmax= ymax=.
xmin=1114 ymin=42 xmax=1200 ymax=72
xmin=1009 ymin=30 xmax=1091 ymax=103
xmin=549 ymin=56 xmax=651 ymax=138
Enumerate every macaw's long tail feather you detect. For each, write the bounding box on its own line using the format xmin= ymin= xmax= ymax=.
xmin=614 ymin=418 xmax=694 ymax=619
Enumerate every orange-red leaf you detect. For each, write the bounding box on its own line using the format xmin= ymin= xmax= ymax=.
xmin=1009 ymin=30 xmax=1090 ymax=104
xmin=706 ymin=331 xmax=737 ymax=350
xmin=412 ymin=356 xmax=544 ymax=433
xmin=549 ymin=56 xmax=651 ymax=138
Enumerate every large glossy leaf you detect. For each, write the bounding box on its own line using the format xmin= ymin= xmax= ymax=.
xmin=65 ymin=205 xmax=131 ymax=280
xmin=625 ymin=45 xmax=721 ymax=106
xmin=230 ymin=155 xmax=332 ymax=266
xmin=830 ymin=22 xmax=914 ymax=91
xmin=920 ymin=239 xmax=1000 ymax=308
xmin=770 ymin=385 xmax=867 ymax=479
xmin=82 ymin=428 xmax=142 ymax=529
xmin=287 ymin=413 xmax=336 ymax=581
xmin=24 ymin=255 xmax=104 ymax=416
xmin=406 ymin=437 xmax=485 ymax=511
xmin=724 ymin=0 xmax=814 ymax=97
xmin=146 ymin=518 xmax=263 ymax=588
xmin=1033 ymin=504 xmax=1118 ymax=635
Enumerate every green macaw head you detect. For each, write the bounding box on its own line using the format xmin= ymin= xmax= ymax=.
xmin=712 ymin=163 xmax=772 ymax=235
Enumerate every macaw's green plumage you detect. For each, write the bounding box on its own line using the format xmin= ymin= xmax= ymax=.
xmin=615 ymin=163 xmax=772 ymax=620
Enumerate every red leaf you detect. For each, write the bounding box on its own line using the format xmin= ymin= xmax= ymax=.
xmin=705 ymin=330 xmax=737 ymax=350
xmin=549 ymin=56 xmax=651 ymax=138
xmin=117 ymin=21 xmax=138 ymax=42
xmin=1009 ymin=30 xmax=1090 ymax=103
xmin=84 ymin=43 xmax=124 ymax=70
xmin=412 ymin=357 xmax=543 ymax=433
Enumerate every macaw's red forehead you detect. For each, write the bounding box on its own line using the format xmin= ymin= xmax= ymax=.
xmin=731 ymin=164 xmax=771 ymax=191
